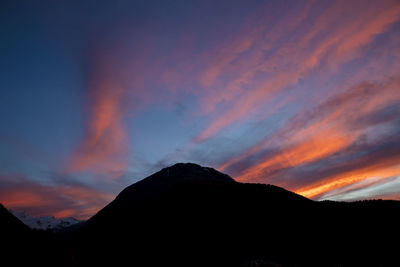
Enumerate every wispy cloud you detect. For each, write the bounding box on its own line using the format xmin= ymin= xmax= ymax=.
xmin=2 ymin=0 xmax=400 ymax=219
xmin=191 ymin=0 xmax=400 ymax=142
xmin=219 ymin=77 xmax=400 ymax=199
xmin=66 ymin=53 xmax=130 ymax=178
xmin=63 ymin=0 xmax=400 ymax=202
xmin=0 ymin=174 xmax=113 ymax=219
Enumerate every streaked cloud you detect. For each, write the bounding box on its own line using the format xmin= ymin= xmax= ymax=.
xmin=220 ymin=77 xmax=400 ymax=199
xmin=0 ymin=174 xmax=113 ymax=219
xmin=1 ymin=0 xmax=400 ymax=218
xmin=66 ymin=54 xmax=129 ymax=178
xmin=192 ymin=0 xmax=400 ymax=142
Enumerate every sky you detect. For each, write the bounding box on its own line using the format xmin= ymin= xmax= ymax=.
xmin=1 ymin=0 xmax=400 ymax=219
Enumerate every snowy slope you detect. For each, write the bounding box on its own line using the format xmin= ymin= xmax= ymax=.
xmin=11 ymin=210 xmax=81 ymax=231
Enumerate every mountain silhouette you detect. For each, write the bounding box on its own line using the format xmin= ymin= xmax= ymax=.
xmin=0 ymin=203 xmax=72 ymax=266
xmin=0 ymin=203 xmax=30 ymax=234
xmin=2 ymin=163 xmax=400 ymax=266
xmin=105 ymin=162 xmax=236 ymax=207
xmin=72 ymin=163 xmax=399 ymax=266
xmin=84 ymin=163 xmax=311 ymax=232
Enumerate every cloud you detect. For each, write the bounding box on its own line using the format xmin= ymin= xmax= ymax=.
xmin=218 ymin=76 xmax=400 ymax=200
xmin=61 ymin=0 xmax=400 ymax=203
xmin=0 ymin=174 xmax=113 ymax=219
xmin=66 ymin=53 xmax=130 ymax=178
xmin=294 ymin=135 xmax=400 ymax=199
xmin=3 ymin=0 xmax=400 ymax=219
xmin=191 ymin=0 xmax=400 ymax=142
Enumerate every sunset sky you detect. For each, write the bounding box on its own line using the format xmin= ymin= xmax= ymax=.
xmin=1 ymin=0 xmax=400 ymax=219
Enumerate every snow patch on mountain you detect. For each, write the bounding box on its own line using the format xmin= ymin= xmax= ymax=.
xmin=11 ymin=210 xmax=81 ymax=231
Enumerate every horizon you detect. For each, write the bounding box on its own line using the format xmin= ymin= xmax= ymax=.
xmin=1 ymin=0 xmax=400 ymax=220
xmin=4 ymin=162 xmax=399 ymax=220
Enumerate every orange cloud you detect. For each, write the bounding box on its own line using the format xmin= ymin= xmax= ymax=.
xmin=296 ymin=157 xmax=400 ymax=200
xmin=193 ymin=0 xmax=400 ymax=142
xmin=335 ymin=3 xmax=400 ymax=57
xmin=219 ymin=75 xmax=400 ymax=199
xmin=0 ymin=191 xmax=50 ymax=208
xmin=199 ymin=37 xmax=254 ymax=88
xmin=236 ymin=129 xmax=351 ymax=182
xmin=53 ymin=209 xmax=76 ymax=219
xmin=66 ymin=65 xmax=129 ymax=177
xmin=0 ymin=175 xmax=113 ymax=219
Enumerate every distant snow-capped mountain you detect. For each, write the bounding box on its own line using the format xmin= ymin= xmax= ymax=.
xmin=11 ymin=210 xmax=81 ymax=231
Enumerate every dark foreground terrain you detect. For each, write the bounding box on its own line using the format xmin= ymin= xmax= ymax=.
xmin=1 ymin=163 xmax=399 ymax=266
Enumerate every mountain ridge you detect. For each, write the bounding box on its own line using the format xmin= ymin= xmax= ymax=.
xmin=115 ymin=163 xmax=235 ymax=200
xmin=74 ymin=163 xmax=400 ymax=266
xmin=1 ymin=163 xmax=400 ymax=266
xmin=0 ymin=203 xmax=30 ymax=234
xmin=87 ymin=162 xmax=309 ymax=225
xmin=11 ymin=210 xmax=81 ymax=231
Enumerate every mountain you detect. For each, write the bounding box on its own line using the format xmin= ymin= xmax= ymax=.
xmin=0 ymin=203 xmax=30 ymax=235
xmin=91 ymin=162 xmax=308 ymax=213
xmin=73 ymin=163 xmax=400 ymax=266
xmin=85 ymin=162 xmax=310 ymax=231
xmin=11 ymin=210 xmax=80 ymax=231
xmin=0 ymin=203 xmax=73 ymax=267
xmin=2 ymin=163 xmax=399 ymax=266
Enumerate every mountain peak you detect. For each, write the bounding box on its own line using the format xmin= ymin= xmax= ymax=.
xmin=10 ymin=210 xmax=81 ymax=231
xmin=156 ymin=162 xmax=234 ymax=183
xmin=0 ymin=203 xmax=30 ymax=233
xmin=108 ymin=163 xmax=234 ymax=207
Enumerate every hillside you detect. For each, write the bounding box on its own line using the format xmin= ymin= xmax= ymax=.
xmin=73 ymin=163 xmax=399 ymax=266
xmin=2 ymin=163 xmax=399 ymax=266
